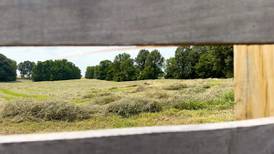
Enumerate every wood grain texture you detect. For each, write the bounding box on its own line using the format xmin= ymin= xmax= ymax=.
xmin=1 ymin=0 xmax=274 ymax=46
xmin=235 ymin=45 xmax=274 ymax=119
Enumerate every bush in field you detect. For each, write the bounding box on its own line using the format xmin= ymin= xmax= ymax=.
xmin=106 ymin=98 xmax=162 ymax=117
xmin=1 ymin=101 xmax=90 ymax=122
xmin=32 ymin=59 xmax=81 ymax=81
xmin=0 ymin=54 xmax=17 ymax=82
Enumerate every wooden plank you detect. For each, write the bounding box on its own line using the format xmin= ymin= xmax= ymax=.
xmin=235 ymin=45 xmax=274 ymax=119
xmin=2 ymin=118 xmax=274 ymax=154
xmin=1 ymin=0 xmax=274 ymax=46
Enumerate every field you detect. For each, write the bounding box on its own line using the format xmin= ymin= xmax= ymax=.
xmin=0 ymin=79 xmax=235 ymax=135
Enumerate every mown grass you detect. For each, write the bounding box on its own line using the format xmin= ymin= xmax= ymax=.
xmin=0 ymin=78 xmax=235 ymax=134
xmin=0 ymin=109 xmax=234 ymax=135
xmin=0 ymin=89 xmax=48 ymax=101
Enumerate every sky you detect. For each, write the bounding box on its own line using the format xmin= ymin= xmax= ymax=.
xmin=0 ymin=46 xmax=178 ymax=75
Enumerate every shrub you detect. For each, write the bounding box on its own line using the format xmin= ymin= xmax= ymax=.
xmin=1 ymin=101 xmax=90 ymax=122
xmin=106 ymin=98 xmax=162 ymax=117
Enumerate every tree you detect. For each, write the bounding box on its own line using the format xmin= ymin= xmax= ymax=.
xmin=0 ymin=54 xmax=17 ymax=82
xmin=164 ymin=45 xmax=233 ymax=79
xmin=195 ymin=46 xmax=233 ymax=78
xmin=138 ymin=50 xmax=164 ymax=80
xmin=135 ymin=49 xmax=150 ymax=72
xmin=112 ymin=53 xmax=137 ymax=82
xmin=173 ymin=46 xmax=200 ymax=79
xmin=98 ymin=60 xmax=113 ymax=80
xmin=164 ymin=57 xmax=177 ymax=79
xmin=18 ymin=61 xmax=35 ymax=79
xmin=85 ymin=66 xmax=96 ymax=79
xmin=32 ymin=59 xmax=81 ymax=82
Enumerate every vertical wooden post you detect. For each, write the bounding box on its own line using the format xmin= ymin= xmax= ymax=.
xmin=235 ymin=45 xmax=274 ymax=119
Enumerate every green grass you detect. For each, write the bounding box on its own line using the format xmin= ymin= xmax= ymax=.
xmin=0 ymin=89 xmax=48 ymax=101
xmin=0 ymin=78 xmax=235 ymax=134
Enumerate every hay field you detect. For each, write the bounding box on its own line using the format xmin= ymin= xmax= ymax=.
xmin=0 ymin=79 xmax=234 ymax=134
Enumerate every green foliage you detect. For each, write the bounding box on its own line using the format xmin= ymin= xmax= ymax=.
xmin=106 ymin=98 xmax=162 ymax=117
xmin=137 ymin=50 xmax=164 ymax=80
xmin=135 ymin=49 xmax=150 ymax=71
xmin=97 ymin=60 xmax=113 ymax=80
xmin=85 ymin=50 xmax=164 ymax=82
xmin=0 ymin=54 xmax=17 ymax=82
xmin=93 ymin=95 xmax=121 ymax=105
xmin=174 ymin=46 xmax=200 ymax=79
xmin=85 ymin=46 xmax=232 ymax=81
xmin=85 ymin=66 xmax=96 ymax=79
xmin=18 ymin=61 xmax=35 ymax=79
xmin=164 ymin=57 xmax=177 ymax=79
xmin=112 ymin=53 xmax=137 ymax=82
xmin=32 ymin=59 xmax=81 ymax=82
xmin=1 ymin=101 xmax=90 ymax=122
xmin=195 ymin=46 xmax=233 ymax=78
xmin=165 ymin=45 xmax=233 ymax=79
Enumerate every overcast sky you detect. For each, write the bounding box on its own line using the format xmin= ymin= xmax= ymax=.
xmin=0 ymin=46 xmax=178 ymax=75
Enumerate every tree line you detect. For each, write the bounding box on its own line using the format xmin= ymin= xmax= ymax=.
xmin=85 ymin=45 xmax=233 ymax=81
xmin=0 ymin=45 xmax=233 ymax=82
xmin=165 ymin=46 xmax=233 ymax=79
xmin=31 ymin=60 xmax=81 ymax=81
xmin=0 ymin=55 xmax=81 ymax=82
xmin=85 ymin=50 xmax=164 ymax=81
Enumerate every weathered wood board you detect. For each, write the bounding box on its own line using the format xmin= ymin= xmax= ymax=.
xmin=2 ymin=118 xmax=274 ymax=154
xmin=235 ymin=45 xmax=274 ymax=119
xmin=1 ymin=0 xmax=274 ymax=46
